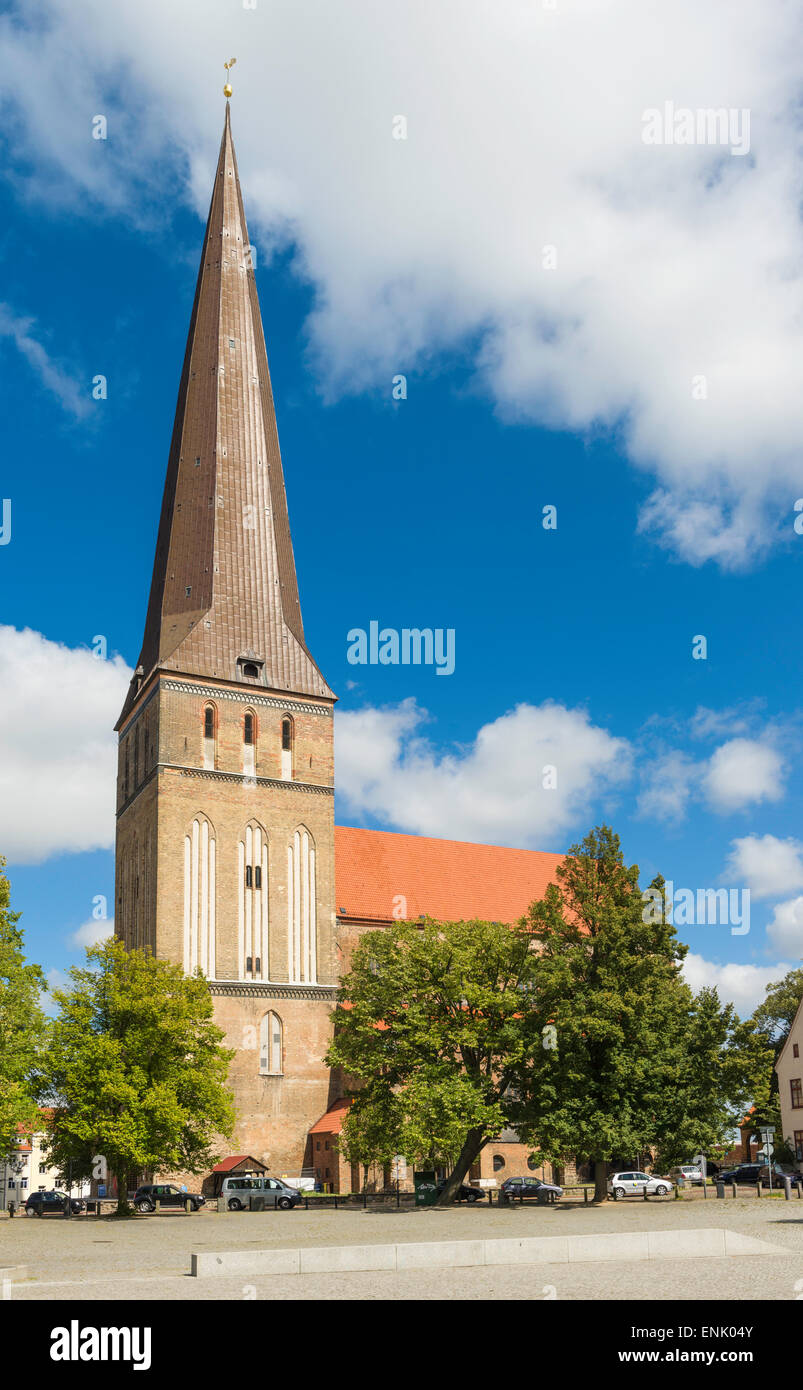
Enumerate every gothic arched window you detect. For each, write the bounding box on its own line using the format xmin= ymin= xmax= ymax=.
xmin=203 ymin=704 xmax=217 ymax=770
xmin=239 ymin=821 xmax=268 ymax=980
xmin=183 ymin=815 xmax=216 ymax=978
xmin=287 ymin=825 xmax=316 ymax=983
xmin=259 ymin=1011 xmax=283 ymax=1075
xmin=242 ymin=710 xmax=256 ymax=778
xmin=281 ymin=716 xmax=293 ymax=781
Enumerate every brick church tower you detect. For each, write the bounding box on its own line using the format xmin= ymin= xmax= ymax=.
xmin=114 ymin=101 xmax=339 ymax=1174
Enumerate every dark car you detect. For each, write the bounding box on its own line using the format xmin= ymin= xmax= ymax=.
xmin=435 ymin=1179 xmax=485 ymax=1204
xmin=24 ymin=1190 xmax=85 ymax=1216
xmin=500 ymin=1175 xmax=562 ymax=1204
xmin=718 ymin=1163 xmax=787 ymax=1185
xmin=134 ymin=1183 xmax=205 ymax=1213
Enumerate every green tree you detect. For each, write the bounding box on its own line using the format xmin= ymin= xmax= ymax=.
xmin=0 ymin=858 xmax=46 ymax=1159
xmin=651 ymin=986 xmax=774 ymax=1171
xmin=751 ymin=967 xmax=803 ymax=1048
xmin=745 ymin=967 xmax=803 ymax=1159
xmin=326 ymin=918 xmax=539 ymax=1204
xmin=41 ymin=938 xmax=235 ymax=1215
xmin=516 ymin=827 xmax=691 ymax=1201
xmin=337 ymin=1083 xmax=401 ymax=1191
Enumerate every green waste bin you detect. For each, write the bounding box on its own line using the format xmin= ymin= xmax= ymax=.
xmin=414 ymin=1171 xmax=438 ymax=1207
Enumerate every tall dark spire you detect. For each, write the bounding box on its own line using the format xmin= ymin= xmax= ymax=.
xmin=119 ymin=103 xmax=332 ymax=723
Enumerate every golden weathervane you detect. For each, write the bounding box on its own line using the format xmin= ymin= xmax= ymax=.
xmin=223 ymin=58 xmax=237 ymax=98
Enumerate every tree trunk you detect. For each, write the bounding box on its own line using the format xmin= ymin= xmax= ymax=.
xmin=592 ymin=1159 xmax=609 ymax=1203
xmin=436 ymin=1128 xmax=486 ymax=1205
xmin=113 ymin=1170 xmax=133 ymax=1217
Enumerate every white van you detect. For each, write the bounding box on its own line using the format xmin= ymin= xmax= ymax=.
xmin=220 ymin=1176 xmax=300 ymax=1210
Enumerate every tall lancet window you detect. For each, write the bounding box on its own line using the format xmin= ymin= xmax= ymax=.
xmin=259 ymin=1011 xmax=283 ymax=1075
xmin=238 ymin=821 xmax=268 ymax=981
xmin=281 ymin=716 xmax=293 ymax=781
xmin=243 ymin=710 xmax=256 ymax=779
xmin=183 ymin=815 xmax=216 ymax=977
xmin=203 ymin=703 xmax=217 ymax=771
xmin=287 ymin=826 xmax=317 ymax=983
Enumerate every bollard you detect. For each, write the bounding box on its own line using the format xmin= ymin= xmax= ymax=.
xmin=584 ymin=1186 xmax=588 ymax=1205
xmin=701 ymin=1180 xmax=707 ymax=1200
xmin=783 ymin=1176 xmax=791 ymax=1201
xmin=185 ymin=1198 xmax=191 ymax=1214
xmin=155 ymin=1199 xmax=160 ymax=1213
xmin=642 ymin=1185 xmax=648 ymax=1202
xmin=716 ymin=1180 xmax=724 ymax=1199
xmin=8 ymin=1203 xmax=14 ymax=1219
xmin=731 ymin=1182 xmax=737 ymax=1199
xmin=757 ymin=1181 xmax=762 ymax=1198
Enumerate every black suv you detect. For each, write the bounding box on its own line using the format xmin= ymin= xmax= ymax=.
xmin=25 ymin=1190 xmax=85 ymax=1216
xmin=134 ymin=1183 xmax=205 ymax=1213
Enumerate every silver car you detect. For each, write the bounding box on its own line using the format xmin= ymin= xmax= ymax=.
xmin=608 ymin=1170 xmax=673 ymax=1197
xmin=221 ymin=1176 xmax=300 ymax=1210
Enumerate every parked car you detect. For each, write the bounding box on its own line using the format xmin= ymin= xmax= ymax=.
xmin=24 ymin=1190 xmax=85 ymax=1216
xmin=220 ymin=1176 xmax=301 ymax=1211
xmin=435 ymin=1179 xmax=485 ymax=1203
xmin=608 ymin=1171 xmax=673 ymax=1197
xmin=133 ymin=1183 xmax=205 ymax=1213
xmin=500 ymin=1175 xmax=563 ymax=1204
xmin=719 ymin=1162 xmax=788 ymax=1185
xmin=670 ymin=1164 xmax=703 ymax=1185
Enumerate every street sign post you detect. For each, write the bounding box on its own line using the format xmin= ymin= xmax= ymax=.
xmin=759 ymin=1128 xmax=776 ymax=1190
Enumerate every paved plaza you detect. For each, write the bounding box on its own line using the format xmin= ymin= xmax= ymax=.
xmin=2 ymin=1194 xmax=802 ymax=1301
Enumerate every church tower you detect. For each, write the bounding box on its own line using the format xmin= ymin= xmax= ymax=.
xmin=114 ymin=100 xmax=338 ymax=1175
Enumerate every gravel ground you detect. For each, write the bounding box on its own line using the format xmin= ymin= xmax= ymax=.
xmin=3 ymin=1196 xmax=802 ymax=1301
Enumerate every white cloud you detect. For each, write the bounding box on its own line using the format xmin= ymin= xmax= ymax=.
xmin=69 ymin=917 xmax=114 ymax=950
xmin=702 ymin=739 xmax=785 ymax=813
xmin=726 ymin=834 xmax=803 ymax=899
xmin=688 ymin=704 xmax=762 ymax=742
xmin=681 ymin=952 xmax=793 ymax=1017
xmin=766 ymin=897 xmax=803 ymax=958
xmin=335 ymin=698 xmax=630 ymax=847
xmin=4 ymin=1 xmax=803 ymax=566
xmin=637 ymin=750 xmax=698 ymax=824
xmin=0 ymin=303 xmax=90 ymax=419
xmin=0 ymin=627 xmax=131 ymax=864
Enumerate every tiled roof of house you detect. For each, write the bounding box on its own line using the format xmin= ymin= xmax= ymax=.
xmin=309 ymin=1099 xmax=351 ymax=1135
xmin=211 ymin=1154 xmax=267 ymax=1173
xmin=334 ymin=826 xmax=564 ymax=924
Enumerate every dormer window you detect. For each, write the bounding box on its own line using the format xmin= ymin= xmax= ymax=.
xmin=237 ymin=655 xmax=263 ymax=682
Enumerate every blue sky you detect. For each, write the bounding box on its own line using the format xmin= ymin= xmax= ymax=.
xmin=2 ymin=0 xmax=803 ymax=1014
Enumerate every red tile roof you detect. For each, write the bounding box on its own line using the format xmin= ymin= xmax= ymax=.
xmin=211 ymin=1154 xmax=267 ymax=1173
xmin=309 ymin=1099 xmax=351 ymax=1136
xmin=335 ymin=826 xmax=563 ymax=924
